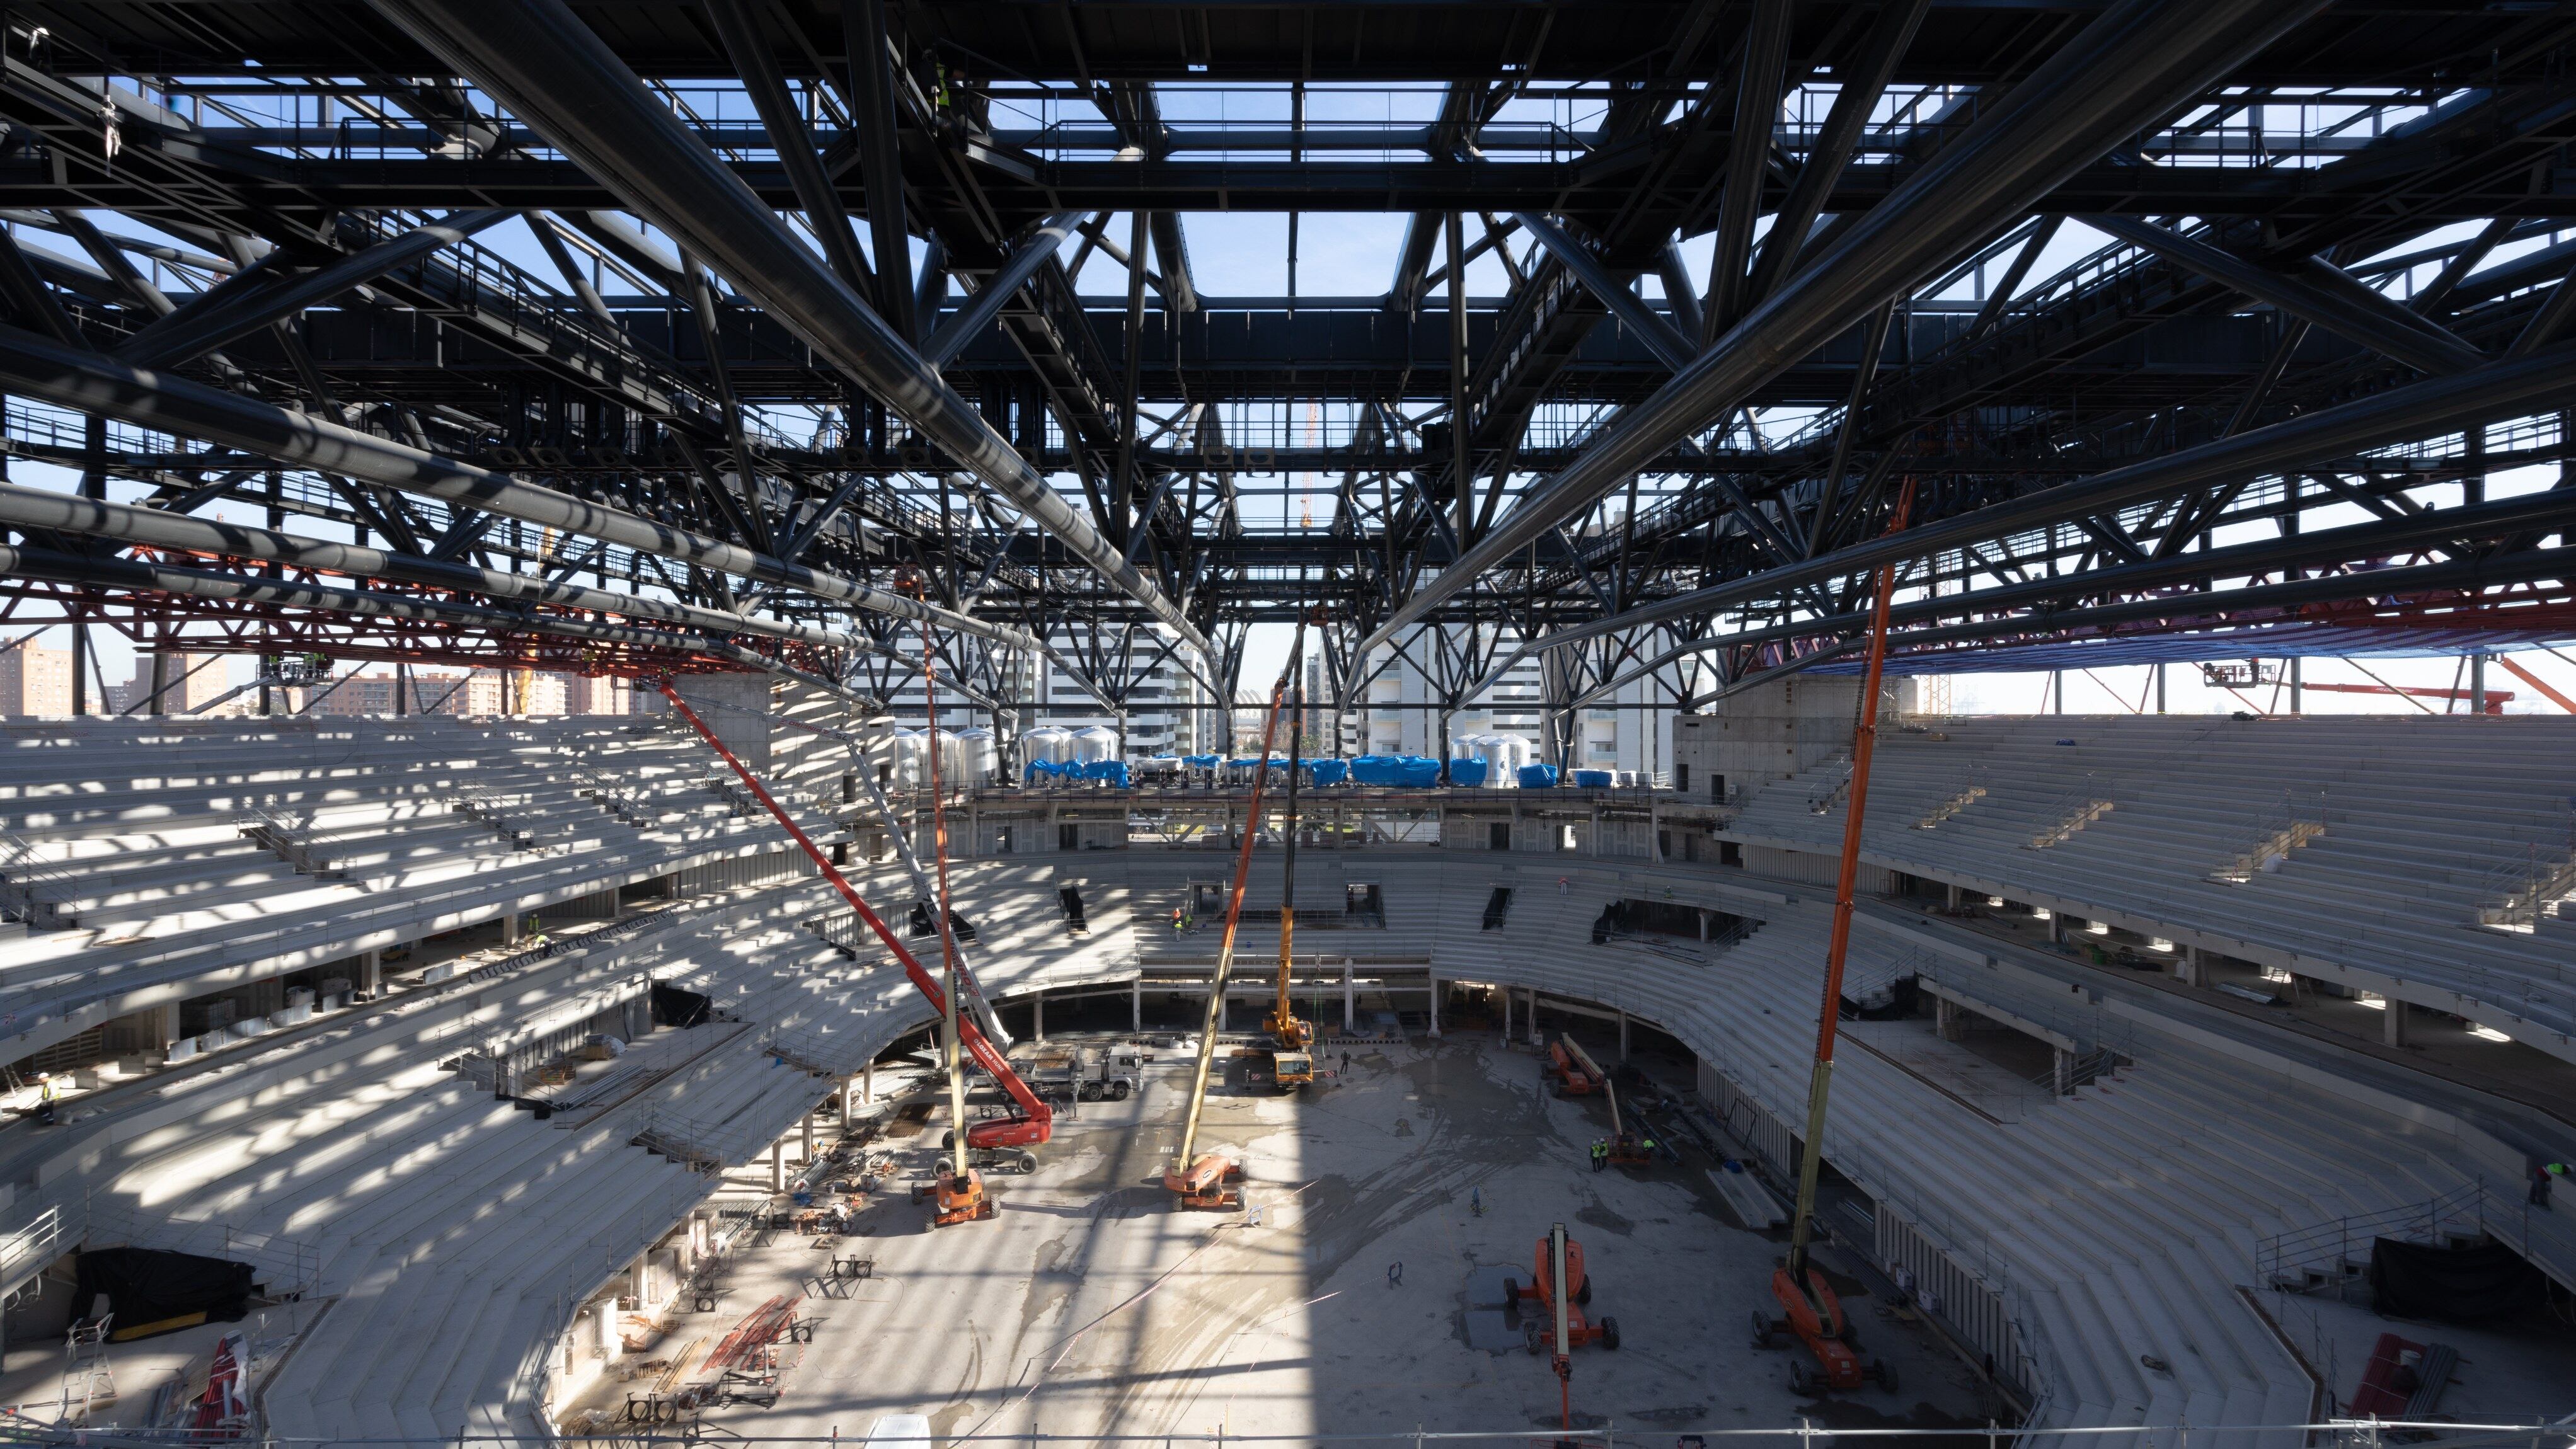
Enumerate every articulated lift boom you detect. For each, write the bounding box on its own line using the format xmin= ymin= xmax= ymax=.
xmin=1166 ymin=622 xmax=1304 ymax=1207
xmin=655 ymin=681 xmax=1054 ymax=1152
xmin=1763 ymin=481 xmax=1914 ymax=1395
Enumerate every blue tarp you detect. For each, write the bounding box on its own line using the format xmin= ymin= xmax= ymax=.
xmin=1570 ymin=769 xmax=1614 ymax=788
xmin=1182 ymin=754 xmax=1222 ymax=769
xmin=1081 ymin=760 xmax=1130 ymax=788
xmin=1517 ymin=764 xmax=1560 ymax=789
xmin=1305 ymin=758 xmax=1350 ymax=787
xmin=1024 ymin=759 xmax=1059 ymax=783
xmin=1447 ymin=758 xmax=1490 ymax=787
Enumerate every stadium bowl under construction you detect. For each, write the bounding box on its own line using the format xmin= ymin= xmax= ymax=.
xmin=1 ymin=4 xmax=2575 ymax=1449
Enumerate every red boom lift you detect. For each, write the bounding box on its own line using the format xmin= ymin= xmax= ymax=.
xmin=652 ymin=682 xmax=1056 ymax=1167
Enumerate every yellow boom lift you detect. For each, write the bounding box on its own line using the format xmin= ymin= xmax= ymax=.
xmin=1165 ymin=622 xmax=1304 ymax=1208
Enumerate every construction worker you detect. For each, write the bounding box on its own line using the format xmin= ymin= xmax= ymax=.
xmin=1589 ymin=1140 xmax=1607 ymax=1172
xmin=2534 ymin=1161 xmax=2568 ymax=1208
xmin=34 ymin=1072 xmax=58 ymax=1126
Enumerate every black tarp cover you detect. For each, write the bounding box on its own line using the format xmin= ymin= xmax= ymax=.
xmin=652 ymin=982 xmax=711 ymax=1028
xmin=72 ymin=1248 xmax=255 ymax=1335
xmin=2368 ymin=1237 xmax=2546 ymax=1320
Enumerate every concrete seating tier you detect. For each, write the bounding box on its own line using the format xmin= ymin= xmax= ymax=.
xmin=0 ymin=716 xmax=854 ymax=1063
xmin=1715 ymin=716 xmax=2576 ymax=1057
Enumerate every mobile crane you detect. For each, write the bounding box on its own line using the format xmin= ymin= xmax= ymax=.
xmin=653 ymin=683 xmax=1055 ymax=1205
xmin=1166 ymin=622 xmax=1303 ymax=1210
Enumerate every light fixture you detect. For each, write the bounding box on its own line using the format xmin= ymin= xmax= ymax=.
xmin=2468 ymin=1024 xmax=2512 ymax=1043
xmin=2032 ymin=907 xmax=2052 ymax=920
xmin=2357 ymin=994 xmax=2388 ymax=1011
xmin=2088 ymin=920 xmax=2112 ymax=936
xmin=2149 ymin=938 xmax=2175 ymax=953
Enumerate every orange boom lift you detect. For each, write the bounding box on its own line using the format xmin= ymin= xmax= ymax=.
xmin=1757 ymin=482 xmax=1914 ymax=1396
xmin=1263 ymin=626 xmax=1318 ymax=1089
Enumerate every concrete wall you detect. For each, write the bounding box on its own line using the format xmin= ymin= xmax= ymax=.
xmin=1670 ymin=675 xmax=1914 ymax=803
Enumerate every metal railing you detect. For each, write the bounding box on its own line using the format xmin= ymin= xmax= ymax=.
xmin=2257 ymin=1182 xmax=2489 ymax=1291
xmin=0 ymin=832 xmax=81 ymax=931
xmin=2475 ymin=846 xmax=2576 ymax=932
xmin=2209 ymin=789 xmax=2332 ymax=885
xmin=237 ymin=805 xmax=346 ymax=879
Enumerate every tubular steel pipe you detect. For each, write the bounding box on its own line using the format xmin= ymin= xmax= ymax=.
xmin=1472 ymin=340 xmax=2576 ymax=682
xmin=0 ymin=479 xmax=877 ymax=656
xmin=0 ymin=326 xmax=1042 ymax=653
xmin=365 ymin=0 xmax=1209 ymax=656
xmin=0 ymin=542 xmax=798 ymax=673
xmin=920 ymin=212 xmax=1086 ymax=369
xmin=1356 ymin=0 xmax=2333 ymax=657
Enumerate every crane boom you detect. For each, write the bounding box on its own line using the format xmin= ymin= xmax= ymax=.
xmin=1267 ymin=660 xmax=1313 ymax=1053
xmin=1171 ymin=622 xmax=1304 ymax=1181
xmin=656 ymin=680 xmax=1054 ymax=1148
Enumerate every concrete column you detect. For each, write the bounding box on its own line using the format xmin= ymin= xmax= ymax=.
xmin=1698 ymin=910 xmax=1709 ymax=942
xmin=802 ymin=1109 xmax=815 ymax=1162
xmin=841 ymin=1075 xmax=858 ymax=1120
xmin=1502 ymin=987 xmax=1512 ymax=1043
xmin=2046 ymin=911 xmax=2065 ymax=946
xmin=597 ymin=1300 xmax=621 ymax=1363
xmin=1132 ymin=980 xmax=1142 ymax=1032
xmin=359 ymin=949 xmax=382 ymax=997
xmin=2052 ymin=1048 xmax=2072 ymax=1097
xmin=1618 ymin=1009 xmax=1630 ymax=1060
xmin=1342 ymin=961 xmax=1355 ymax=1033
xmin=1945 ymin=883 xmax=1963 ymax=910
xmin=2176 ymin=946 xmax=2204 ymax=988
xmin=2471 ymin=652 xmax=2488 ymax=715
xmin=503 ymin=913 xmax=522 ymax=945
xmin=2384 ymin=999 xmax=2411 ymax=1048
xmin=1527 ymin=988 xmax=1543 ymax=1046
xmin=862 ymin=1060 xmax=875 ymax=1105
xmin=1033 ymin=990 xmax=1045 ymax=1043
xmin=1427 ymin=975 xmax=1441 ymax=1038
xmin=1935 ymin=996 xmax=1959 ymax=1042
xmin=154 ymin=1000 xmax=181 ymax=1050
xmin=770 ymin=1139 xmax=785 ymax=1193
xmin=631 ymin=1252 xmax=652 ymax=1307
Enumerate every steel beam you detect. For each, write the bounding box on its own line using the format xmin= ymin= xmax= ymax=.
xmin=706 ymin=0 xmax=875 ymax=299
xmin=840 ymin=0 xmax=916 ymax=337
xmin=112 ymin=209 xmax=512 ymax=370
xmin=0 ymin=326 xmax=1040 ymax=651
xmin=1743 ymin=0 xmax=1933 ymax=312
xmin=0 ymin=479 xmax=900 ymax=658
xmin=1354 ymin=0 xmax=2335 ymax=661
xmin=1495 ymin=339 xmax=2576 ymax=665
xmin=2086 ymin=215 xmax=2485 ymax=375
xmin=1514 ymin=214 xmax=1693 ymax=369
xmin=365 ymin=0 xmax=1207 ymax=655
xmin=1703 ymin=0 xmax=1793 ymax=336
xmin=921 ymin=210 xmax=1084 ymax=369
